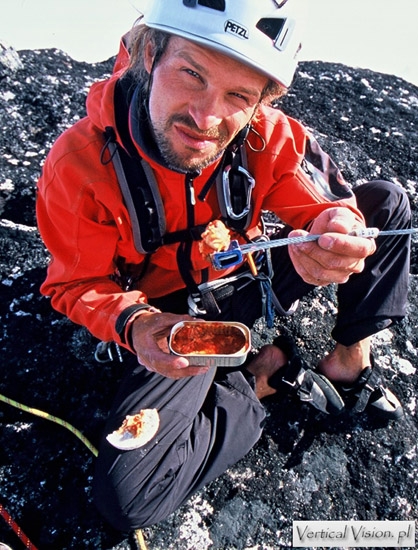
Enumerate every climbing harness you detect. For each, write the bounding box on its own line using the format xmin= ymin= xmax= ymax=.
xmin=100 ymin=72 xmax=361 ymax=331
xmin=102 ymin=95 xmax=269 ymax=322
xmin=101 ymin=72 xmax=258 ymax=258
xmin=102 ymin=123 xmax=256 ymax=256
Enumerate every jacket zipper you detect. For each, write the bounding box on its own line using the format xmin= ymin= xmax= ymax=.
xmin=185 ymin=173 xmax=197 ymax=225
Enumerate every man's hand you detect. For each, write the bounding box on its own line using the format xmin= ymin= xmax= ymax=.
xmin=130 ymin=312 xmax=211 ymax=379
xmin=288 ymin=207 xmax=376 ymax=286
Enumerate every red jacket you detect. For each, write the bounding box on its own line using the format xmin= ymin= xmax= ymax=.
xmin=36 ymin=36 xmax=363 ymax=348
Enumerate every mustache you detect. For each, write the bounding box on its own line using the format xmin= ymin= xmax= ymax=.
xmin=168 ymin=114 xmax=228 ymax=141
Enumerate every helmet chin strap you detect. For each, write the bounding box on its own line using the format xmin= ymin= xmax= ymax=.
xmin=144 ymin=60 xmax=156 ymax=118
xmin=144 ymin=43 xmax=167 ymax=118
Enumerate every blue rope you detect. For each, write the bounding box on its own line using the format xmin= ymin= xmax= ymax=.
xmin=261 ymin=279 xmax=275 ymax=328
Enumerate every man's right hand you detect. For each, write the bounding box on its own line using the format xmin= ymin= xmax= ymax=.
xmin=130 ymin=312 xmax=211 ymax=379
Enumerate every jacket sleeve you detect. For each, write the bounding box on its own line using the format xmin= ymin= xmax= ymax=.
xmin=36 ymin=126 xmax=151 ymax=348
xmin=253 ymin=113 xmax=365 ymax=229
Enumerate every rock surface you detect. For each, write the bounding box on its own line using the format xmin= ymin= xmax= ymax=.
xmin=0 ymin=46 xmax=417 ymax=549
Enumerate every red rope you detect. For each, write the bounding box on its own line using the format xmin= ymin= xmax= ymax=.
xmin=0 ymin=503 xmax=38 ymax=550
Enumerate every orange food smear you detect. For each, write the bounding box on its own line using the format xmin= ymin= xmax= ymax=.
xmin=117 ymin=412 xmax=145 ymax=438
xmin=199 ymin=220 xmax=231 ymax=259
xmin=171 ymin=323 xmax=246 ymax=355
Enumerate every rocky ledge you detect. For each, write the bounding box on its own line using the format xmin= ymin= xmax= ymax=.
xmin=0 ymin=45 xmax=417 ymax=549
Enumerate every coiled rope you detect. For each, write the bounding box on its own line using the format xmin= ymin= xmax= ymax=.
xmin=0 ymin=393 xmax=147 ymax=550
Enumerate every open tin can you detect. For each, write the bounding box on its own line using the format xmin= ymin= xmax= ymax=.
xmin=169 ymin=321 xmax=251 ymax=367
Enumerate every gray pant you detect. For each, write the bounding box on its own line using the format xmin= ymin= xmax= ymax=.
xmin=93 ymin=364 xmax=264 ymax=530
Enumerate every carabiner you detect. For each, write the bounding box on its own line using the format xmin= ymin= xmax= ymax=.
xmin=222 ymin=165 xmax=255 ymax=221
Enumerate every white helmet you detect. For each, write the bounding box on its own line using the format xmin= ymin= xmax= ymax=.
xmin=142 ymin=0 xmax=302 ymax=88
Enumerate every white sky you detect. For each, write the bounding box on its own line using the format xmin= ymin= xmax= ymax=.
xmin=1 ymin=0 xmax=418 ymax=87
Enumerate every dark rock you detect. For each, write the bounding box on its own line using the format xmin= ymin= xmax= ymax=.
xmin=0 ymin=48 xmax=417 ymax=549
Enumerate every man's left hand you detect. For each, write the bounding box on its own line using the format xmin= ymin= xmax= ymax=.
xmin=288 ymin=207 xmax=376 ymax=286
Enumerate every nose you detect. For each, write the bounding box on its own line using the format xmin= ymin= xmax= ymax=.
xmin=188 ymin=89 xmax=224 ymax=131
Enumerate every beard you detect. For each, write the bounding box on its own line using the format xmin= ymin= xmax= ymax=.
xmin=151 ymin=114 xmax=231 ymax=173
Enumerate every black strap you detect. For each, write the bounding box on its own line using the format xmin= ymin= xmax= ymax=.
xmin=163 ymin=225 xmax=207 ymax=245
xmin=115 ymin=303 xmax=155 ymax=344
xmin=114 ymin=75 xmax=139 ymax=158
xmin=352 ymin=365 xmax=381 ymax=413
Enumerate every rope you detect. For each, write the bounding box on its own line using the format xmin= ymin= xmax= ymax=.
xmin=133 ymin=528 xmax=148 ymax=550
xmin=0 ymin=393 xmax=148 ymax=550
xmin=0 ymin=503 xmax=38 ymax=549
xmin=0 ymin=393 xmax=98 ymax=457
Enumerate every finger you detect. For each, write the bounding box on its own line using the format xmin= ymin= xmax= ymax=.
xmin=290 ymin=245 xmax=362 ymax=285
xmin=292 ymin=233 xmax=372 ymax=270
xmin=138 ymin=342 xmax=213 ymax=378
xmin=144 ymin=361 xmax=211 ymax=379
xmin=312 ymin=250 xmax=366 ymax=274
xmin=289 ymin=225 xmax=377 ymax=261
xmin=137 ymin=346 xmax=188 ymax=371
xmin=316 ymin=233 xmax=376 ymax=258
xmin=288 ymin=246 xmax=327 ymax=284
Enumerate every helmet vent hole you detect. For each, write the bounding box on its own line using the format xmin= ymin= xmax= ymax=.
xmin=256 ymin=18 xmax=286 ymax=41
xmin=198 ymin=0 xmax=225 ymax=10
xmin=183 ymin=0 xmax=226 ymax=11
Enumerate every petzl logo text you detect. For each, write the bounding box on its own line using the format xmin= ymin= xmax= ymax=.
xmin=225 ymin=20 xmax=249 ymax=40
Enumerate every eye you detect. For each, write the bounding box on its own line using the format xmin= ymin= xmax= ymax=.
xmin=231 ymin=92 xmax=247 ymax=101
xmin=184 ymin=68 xmax=202 ymax=80
xmin=229 ymin=92 xmax=253 ymax=106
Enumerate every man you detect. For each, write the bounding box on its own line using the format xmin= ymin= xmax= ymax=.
xmin=36 ymin=0 xmax=411 ymax=531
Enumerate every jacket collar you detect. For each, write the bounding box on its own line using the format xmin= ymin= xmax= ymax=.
xmin=128 ymin=84 xmax=170 ymax=169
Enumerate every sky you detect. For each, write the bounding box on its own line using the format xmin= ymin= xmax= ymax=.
xmin=1 ymin=0 xmax=418 ymax=87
